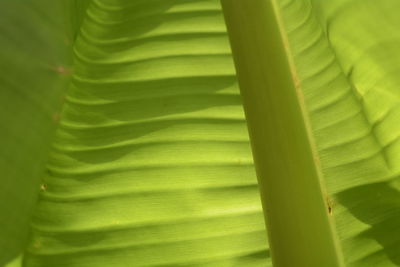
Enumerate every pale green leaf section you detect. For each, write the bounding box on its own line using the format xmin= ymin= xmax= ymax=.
xmin=222 ymin=0 xmax=400 ymax=266
xmin=4 ymin=255 xmax=21 ymax=267
xmin=276 ymin=0 xmax=400 ymax=266
xmin=23 ymin=0 xmax=269 ymax=266
xmin=0 ymin=1 xmax=73 ymax=265
xmin=221 ymin=0 xmax=344 ymax=266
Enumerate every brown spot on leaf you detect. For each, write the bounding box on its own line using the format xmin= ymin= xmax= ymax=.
xmin=33 ymin=241 xmax=41 ymax=249
xmin=54 ymin=66 xmax=72 ymax=75
xmin=326 ymin=196 xmax=333 ymax=216
xmin=53 ymin=113 xmax=60 ymax=122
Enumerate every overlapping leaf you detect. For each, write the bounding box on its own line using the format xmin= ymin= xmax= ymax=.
xmin=0 ymin=1 xmax=72 ymax=264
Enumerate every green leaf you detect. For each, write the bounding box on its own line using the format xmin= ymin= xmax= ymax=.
xmin=222 ymin=0 xmax=400 ymax=266
xmin=221 ymin=1 xmax=344 ymax=266
xmin=0 ymin=0 xmax=72 ymax=264
xmin=23 ymin=1 xmax=269 ymax=266
xmin=308 ymin=1 xmax=400 ymax=265
xmin=4 ymin=0 xmax=400 ymax=266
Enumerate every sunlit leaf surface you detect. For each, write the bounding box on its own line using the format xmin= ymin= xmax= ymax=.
xmin=278 ymin=0 xmax=400 ymax=266
xmin=23 ymin=1 xmax=269 ymax=266
xmin=1 ymin=0 xmax=399 ymax=267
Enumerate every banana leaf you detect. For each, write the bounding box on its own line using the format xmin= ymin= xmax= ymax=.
xmin=1 ymin=0 xmax=400 ymax=267
xmin=222 ymin=0 xmax=400 ymax=266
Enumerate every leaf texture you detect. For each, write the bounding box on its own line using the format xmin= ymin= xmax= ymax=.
xmin=276 ymin=0 xmax=400 ymax=266
xmin=24 ymin=0 xmax=269 ymax=266
xmin=0 ymin=0 xmax=72 ymax=264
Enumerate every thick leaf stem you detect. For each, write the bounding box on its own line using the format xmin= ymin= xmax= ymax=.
xmin=221 ymin=0 xmax=344 ymax=266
